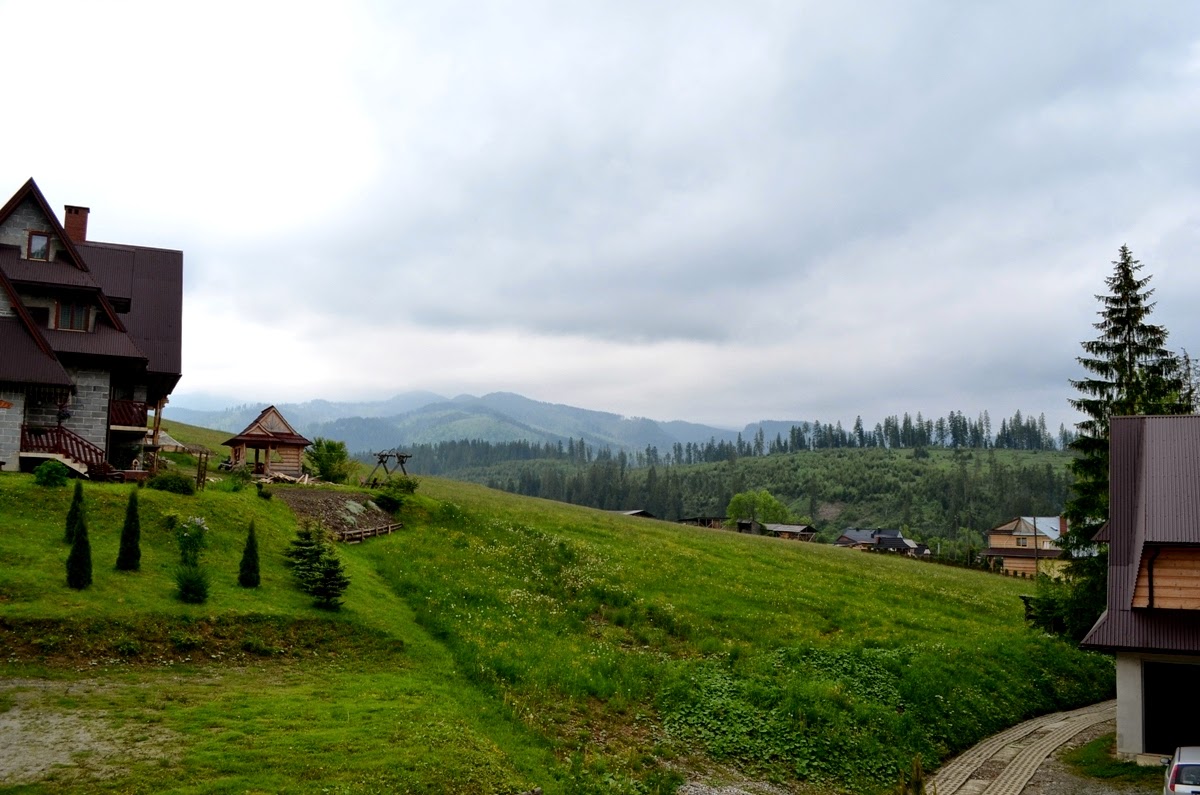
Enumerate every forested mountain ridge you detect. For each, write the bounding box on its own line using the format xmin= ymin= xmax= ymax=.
xmin=169 ymin=390 xmax=1070 ymax=459
xmin=409 ymin=445 xmax=1074 ymax=554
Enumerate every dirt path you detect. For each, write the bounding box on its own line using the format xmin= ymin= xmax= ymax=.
xmin=930 ymin=700 xmax=1119 ymax=795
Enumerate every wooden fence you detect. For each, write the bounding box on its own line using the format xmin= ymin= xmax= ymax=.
xmin=336 ymin=522 xmax=403 ymax=544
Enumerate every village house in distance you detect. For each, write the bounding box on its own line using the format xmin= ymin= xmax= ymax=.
xmin=0 ymin=179 xmax=182 ymax=477
xmin=983 ymin=516 xmax=1066 ymax=577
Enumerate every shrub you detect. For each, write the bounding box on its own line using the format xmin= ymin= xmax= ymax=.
xmin=306 ymin=548 xmax=351 ymax=610
xmin=305 ymin=437 xmax=352 ymax=483
xmin=115 ymin=489 xmax=141 ymax=571
xmin=285 ymin=522 xmax=350 ymax=608
xmin=175 ymin=516 xmax=208 ymax=567
xmin=374 ymin=476 xmax=420 ymax=514
xmin=66 ymin=513 xmax=93 ymax=589
xmin=148 ymin=470 xmax=195 ymax=495
xmin=239 ymin=521 xmax=261 ymax=588
xmin=64 ymin=479 xmax=84 ymax=544
xmin=255 ymin=482 xmax=273 ymax=500
xmin=175 ymin=565 xmax=210 ymax=604
xmin=34 ymin=460 xmax=70 ymax=487
xmin=228 ymin=465 xmax=253 ymax=492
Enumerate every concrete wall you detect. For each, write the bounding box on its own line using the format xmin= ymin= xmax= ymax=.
xmin=23 ymin=368 xmax=111 ymax=452
xmin=1115 ymin=653 xmax=1142 ymax=759
xmin=0 ymin=388 xmax=25 ymax=469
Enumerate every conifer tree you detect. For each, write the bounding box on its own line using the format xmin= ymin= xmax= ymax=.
xmin=239 ymin=520 xmax=261 ymax=588
xmin=66 ymin=512 xmax=93 ymax=589
xmin=64 ymin=480 xmax=84 ymax=544
xmin=308 ymin=547 xmax=350 ymax=609
xmin=1058 ymin=245 xmax=1192 ymax=638
xmin=115 ymin=489 xmax=141 ymax=571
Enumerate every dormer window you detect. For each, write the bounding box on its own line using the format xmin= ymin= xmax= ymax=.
xmin=28 ymin=232 xmax=49 ymax=261
xmin=58 ymin=303 xmax=89 ymax=331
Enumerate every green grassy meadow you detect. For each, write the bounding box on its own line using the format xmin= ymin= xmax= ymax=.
xmin=0 ymin=457 xmax=1113 ymax=793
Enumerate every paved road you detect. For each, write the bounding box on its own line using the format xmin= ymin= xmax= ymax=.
xmin=929 ymin=700 xmax=1117 ymax=795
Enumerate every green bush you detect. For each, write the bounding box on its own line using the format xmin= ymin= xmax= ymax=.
xmin=148 ymin=470 xmax=196 ymax=495
xmin=305 ymin=437 xmax=352 ymax=483
xmin=175 ymin=516 xmax=208 ymax=567
xmin=228 ymin=465 xmax=253 ymax=492
xmin=175 ymin=565 xmax=210 ymax=604
xmin=374 ymin=476 xmax=419 ymax=514
xmin=34 ymin=460 xmax=71 ymax=487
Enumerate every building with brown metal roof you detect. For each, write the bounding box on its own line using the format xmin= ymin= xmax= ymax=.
xmin=1081 ymin=415 xmax=1200 ymax=759
xmin=0 ymin=179 xmax=182 ymax=477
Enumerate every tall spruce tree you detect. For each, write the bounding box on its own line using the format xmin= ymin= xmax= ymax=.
xmin=66 ymin=512 xmax=93 ymax=590
xmin=64 ymin=480 xmax=84 ymax=544
xmin=1058 ymin=245 xmax=1191 ymax=638
xmin=239 ymin=520 xmax=261 ymax=588
xmin=115 ymin=489 xmax=141 ymax=571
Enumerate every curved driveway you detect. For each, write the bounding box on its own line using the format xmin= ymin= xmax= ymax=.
xmin=929 ymin=700 xmax=1117 ymax=795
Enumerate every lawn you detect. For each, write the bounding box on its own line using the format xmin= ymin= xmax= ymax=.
xmin=0 ymin=470 xmax=1114 ymax=793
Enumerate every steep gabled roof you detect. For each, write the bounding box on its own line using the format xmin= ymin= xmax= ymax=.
xmin=0 ymin=179 xmax=126 ymax=333
xmin=1081 ymin=415 xmax=1200 ymax=655
xmin=222 ymin=405 xmax=312 ymax=448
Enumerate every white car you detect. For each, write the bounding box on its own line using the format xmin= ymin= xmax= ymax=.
xmin=1166 ymin=747 xmax=1200 ymax=794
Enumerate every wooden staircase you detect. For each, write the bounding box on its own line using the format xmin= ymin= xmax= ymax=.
xmin=20 ymin=425 xmax=114 ymax=479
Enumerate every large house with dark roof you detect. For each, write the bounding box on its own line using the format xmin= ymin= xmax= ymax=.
xmin=0 ymin=179 xmax=182 ymax=477
xmin=1081 ymin=415 xmax=1200 ymax=759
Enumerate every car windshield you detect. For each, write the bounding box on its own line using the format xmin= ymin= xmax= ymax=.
xmin=1177 ymin=764 xmax=1200 ymax=786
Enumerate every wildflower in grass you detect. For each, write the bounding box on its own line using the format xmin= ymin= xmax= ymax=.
xmin=115 ymin=489 xmax=141 ymax=571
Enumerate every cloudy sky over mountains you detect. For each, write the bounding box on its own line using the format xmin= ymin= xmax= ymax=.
xmin=4 ymin=1 xmax=1200 ymax=430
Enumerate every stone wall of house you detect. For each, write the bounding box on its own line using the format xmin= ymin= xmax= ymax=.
xmin=24 ymin=368 xmax=111 ymax=453
xmin=0 ymin=196 xmax=64 ymax=260
xmin=0 ymin=388 xmax=25 ymax=469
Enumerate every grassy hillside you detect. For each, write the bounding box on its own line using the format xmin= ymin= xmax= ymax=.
xmin=0 ymin=464 xmax=1112 ymax=794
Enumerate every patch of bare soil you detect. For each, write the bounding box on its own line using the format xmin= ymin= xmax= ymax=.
xmin=272 ymin=487 xmax=392 ymax=536
xmin=0 ymin=679 xmax=179 ymax=786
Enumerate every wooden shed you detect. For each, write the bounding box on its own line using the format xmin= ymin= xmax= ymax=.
xmin=222 ymin=406 xmax=311 ymax=477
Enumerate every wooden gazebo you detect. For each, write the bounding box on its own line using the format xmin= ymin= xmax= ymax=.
xmin=222 ymin=406 xmax=311 ymax=477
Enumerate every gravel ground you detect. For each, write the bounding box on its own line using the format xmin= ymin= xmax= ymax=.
xmin=1021 ymin=719 xmax=1161 ymax=795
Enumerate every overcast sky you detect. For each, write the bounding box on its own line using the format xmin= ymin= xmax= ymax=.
xmin=4 ymin=1 xmax=1200 ymax=431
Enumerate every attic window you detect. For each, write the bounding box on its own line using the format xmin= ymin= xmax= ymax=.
xmin=1017 ymin=537 xmax=1028 ymax=547
xmin=58 ymin=303 xmax=89 ymax=331
xmin=27 ymin=233 xmax=49 ymax=261
xmin=110 ymin=297 xmax=131 ymax=313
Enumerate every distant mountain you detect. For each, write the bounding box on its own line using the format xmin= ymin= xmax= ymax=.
xmin=164 ymin=391 xmax=448 ymax=435
xmin=166 ymin=390 xmax=745 ymax=454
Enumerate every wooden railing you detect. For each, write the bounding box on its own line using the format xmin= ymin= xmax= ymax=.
xmin=109 ymin=399 xmax=148 ymax=428
xmin=337 ymin=523 xmax=403 ymax=544
xmin=21 ymin=425 xmax=107 ymax=467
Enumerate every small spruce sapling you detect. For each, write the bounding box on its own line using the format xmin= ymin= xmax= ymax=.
xmin=238 ymin=520 xmax=261 ymax=588
xmin=115 ymin=489 xmax=141 ymax=571
xmin=64 ymin=480 xmax=84 ymax=544
xmin=308 ymin=547 xmax=350 ymax=610
xmin=66 ymin=512 xmax=93 ymax=589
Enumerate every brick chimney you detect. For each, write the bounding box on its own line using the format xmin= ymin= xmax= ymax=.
xmin=64 ymin=205 xmax=89 ymax=244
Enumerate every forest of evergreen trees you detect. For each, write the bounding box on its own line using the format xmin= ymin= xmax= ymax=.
xmin=404 ymin=408 xmax=1072 ymax=475
xmin=399 ymin=408 xmax=1075 ymax=548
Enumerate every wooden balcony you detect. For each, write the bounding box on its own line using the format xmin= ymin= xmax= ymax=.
xmin=109 ymin=399 xmax=148 ymax=429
